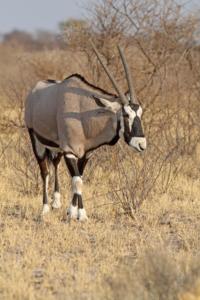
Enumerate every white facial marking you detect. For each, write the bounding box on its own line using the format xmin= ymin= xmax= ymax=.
xmin=42 ymin=204 xmax=50 ymax=215
xmin=34 ymin=135 xmax=46 ymax=158
xmin=72 ymin=176 xmax=83 ymax=195
xmin=124 ymin=105 xmax=136 ymax=130
xmin=51 ymin=192 xmax=61 ymax=209
xmin=68 ymin=204 xmax=78 ymax=219
xmin=78 ymin=208 xmax=88 ymax=221
xmin=129 ymin=137 xmax=147 ymax=152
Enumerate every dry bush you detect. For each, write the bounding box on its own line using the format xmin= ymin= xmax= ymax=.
xmin=87 ymin=137 xmax=183 ymax=220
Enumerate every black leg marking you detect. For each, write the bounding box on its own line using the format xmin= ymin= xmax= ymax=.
xmin=64 ymin=156 xmax=80 ymax=177
xmin=52 ymin=153 xmax=62 ymax=194
xmin=78 ymin=156 xmax=89 ymax=176
xmin=77 ymin=194 xmax=83 ymax=209
xmin=72 ymin=194 xmax=78 ymax=207
xmin=40 ymin=159 xmax=50 ymax=205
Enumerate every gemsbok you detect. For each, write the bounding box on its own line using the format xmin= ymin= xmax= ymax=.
xmin=25 ymin=42 xmax=146 ymax=221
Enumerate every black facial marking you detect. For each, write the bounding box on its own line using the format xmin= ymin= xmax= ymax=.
xmin=131 ymin=116 xmax=144 ymax=138
xmin=123 ymin=111 xmax=131 ymax=143
xmin=130 ymin=103 xmax=140 ymax=112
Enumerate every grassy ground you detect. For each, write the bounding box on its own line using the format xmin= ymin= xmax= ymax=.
xmin=0 ymin=156 xmax=200 ymax=300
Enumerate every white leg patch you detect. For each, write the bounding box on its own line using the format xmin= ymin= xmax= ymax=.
xmin=78 ymin=208 xmax=88 ymax=222
xmin=72 ymin=176 xmax=83 ymax=195
xmin=52 ymin=192 xmax=61 ymax=209
xmin=45 ymin=175 xmax=49 ymax=191
xmin=68 ymin=204 xmax=78 ymax=219
xmin=42 ymin=204 xmax=50 ymax=215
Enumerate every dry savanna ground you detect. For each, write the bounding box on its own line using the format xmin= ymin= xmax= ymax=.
xmin=1 ymin=148 xmax=200 ymax=300
xmin=1 ymin=4 xmax=200 ymax=297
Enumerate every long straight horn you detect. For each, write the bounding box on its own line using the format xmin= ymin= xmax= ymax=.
xmin=118 ymin=46 xmax=138 ymax=104
xmin=90 ymin=41 xmax=128 ymax=105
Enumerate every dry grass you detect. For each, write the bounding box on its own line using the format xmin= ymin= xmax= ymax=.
xmin=0 ymin=149 xmax=200 ymax=300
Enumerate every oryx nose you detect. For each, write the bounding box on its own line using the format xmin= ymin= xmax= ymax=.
xmin=129 ymin=137 xmax=147 ymax=152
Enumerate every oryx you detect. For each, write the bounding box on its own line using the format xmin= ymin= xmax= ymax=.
xmin=24 ymin=43 xmax=146 ymax=221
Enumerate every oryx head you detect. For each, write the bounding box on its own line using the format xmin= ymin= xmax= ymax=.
xmin=90 ymin=42 xmax=146 ymax=152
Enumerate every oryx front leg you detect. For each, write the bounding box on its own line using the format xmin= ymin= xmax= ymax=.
xmin=65 ymin=154 xmax=88 ymax=221
xmin=72 ymin=176 xmax=88 ymax=221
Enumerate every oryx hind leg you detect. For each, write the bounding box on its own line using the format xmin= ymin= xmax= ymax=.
xmin=64 ymin=154 xmax=88 ymax=221
xmin=51 ymin=153 xmax=62 ymax=209
xmin=28 ymin=129 xmax=50 ymax=215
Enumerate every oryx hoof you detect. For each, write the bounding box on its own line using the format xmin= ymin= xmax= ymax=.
xmin=67 ymin=205 xmax=78 ymax=220
xmin=78 ymin=208 xmax=88 ymax=222
xmin=42 ymin=204 xmax=50 ymax=215
xmin=52 ymin=192 xmax=61 ymax=209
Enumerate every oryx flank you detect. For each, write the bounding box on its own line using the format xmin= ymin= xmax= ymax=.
xmin=25 ymin=43 xmax=146 ymax=221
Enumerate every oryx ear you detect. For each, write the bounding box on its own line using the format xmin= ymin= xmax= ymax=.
xmin=93 ymin=96 xmax=121 ymax=113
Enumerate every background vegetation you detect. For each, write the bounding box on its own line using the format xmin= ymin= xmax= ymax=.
xmin=0 ymin=0 xmax=200 ymax=299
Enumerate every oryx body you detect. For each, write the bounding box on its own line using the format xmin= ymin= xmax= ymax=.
xmin=25 ymin=45 xmax=146 ymax=221
xmin=25 ymin=75 xmax=120 ymax=159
